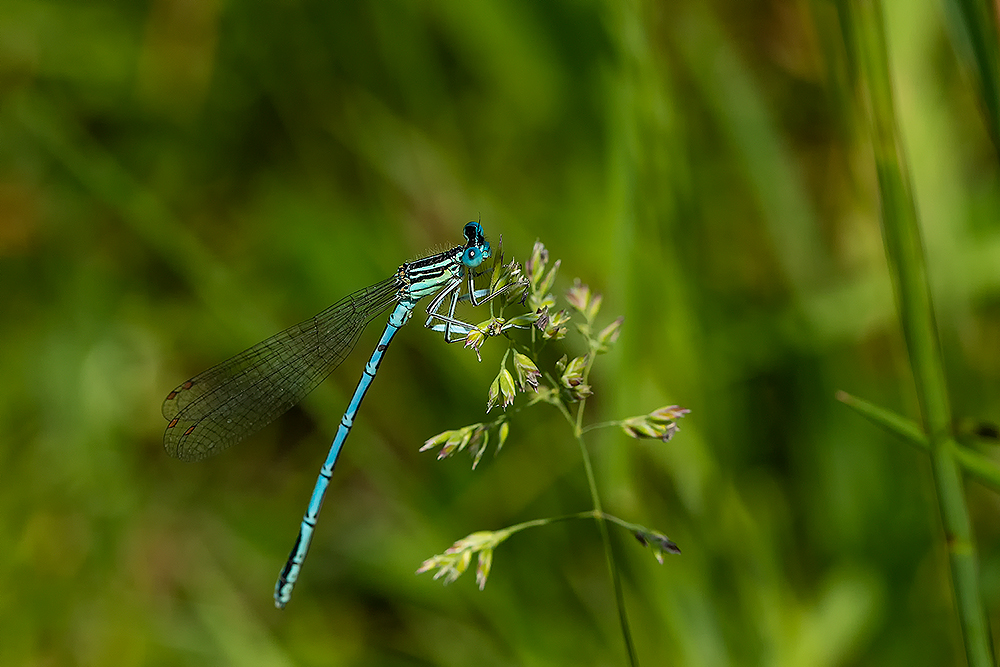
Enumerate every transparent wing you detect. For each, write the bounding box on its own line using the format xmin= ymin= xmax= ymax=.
xmin=162 ymin=277 xmax=400 ymax=461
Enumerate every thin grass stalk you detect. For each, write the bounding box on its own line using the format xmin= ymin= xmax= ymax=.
xmin=552 ymin=389 xmax=638 ymax=666
xmin=574 ymin=354 xmax=638 ymax=666
xmin=576 ymin=430 xmax=637 ymax=666
xmin=851 ymin=1 xmax=994 ymax=664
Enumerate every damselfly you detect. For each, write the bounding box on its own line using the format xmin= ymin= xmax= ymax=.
xmin=162 ymin=221 xmax=512 ymax=608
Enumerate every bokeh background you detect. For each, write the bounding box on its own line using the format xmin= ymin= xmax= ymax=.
xmin=3 ymin=0 xmax=1000 ymax=665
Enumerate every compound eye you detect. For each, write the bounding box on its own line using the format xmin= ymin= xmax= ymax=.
xmin=462 ymin=247 xmax=488 ymax=267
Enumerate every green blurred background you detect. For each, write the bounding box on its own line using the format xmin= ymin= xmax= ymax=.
xmin=3 ymin=0 xmax=1000 ymax=664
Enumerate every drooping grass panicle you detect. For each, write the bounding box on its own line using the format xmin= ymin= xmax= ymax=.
xmin=418 ymin=512 xmax=682 ymax=589
xmin=417 ymin=238 xmax=690 ymax=665
xmin=620 ymin=406 xmax=691 ymax=443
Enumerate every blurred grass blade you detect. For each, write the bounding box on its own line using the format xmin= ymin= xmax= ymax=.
xmin=835 ymin=391 xmax=926 ymax=444
xmin=944 ymin=0 xmax=1000 ymax=154
xmin=849 ymin=1 xmax=994 ymax=664
xmin=837 ymin=392 xmax=1000 ymax=493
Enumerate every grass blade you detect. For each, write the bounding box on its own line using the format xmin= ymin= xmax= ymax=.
xmin=849 ymin=1 xmax=994 ymax=663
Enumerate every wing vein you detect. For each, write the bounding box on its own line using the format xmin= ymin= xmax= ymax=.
xmin=162 ymin=276 xmax=400 ymax=460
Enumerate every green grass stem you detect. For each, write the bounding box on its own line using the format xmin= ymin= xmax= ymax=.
xmin=850 ymin=1 xmax=994 ymax=664
xmin=550 ymin=379 xmax=639 ymax=667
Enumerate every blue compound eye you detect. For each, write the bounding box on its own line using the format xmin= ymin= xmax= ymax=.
xmin=462 ymin=247 xmax=482 ymax=267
